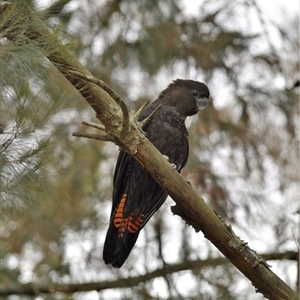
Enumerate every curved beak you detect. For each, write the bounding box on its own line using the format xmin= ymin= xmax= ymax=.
xmin=197 ymin=96 xmax=210 ymax=111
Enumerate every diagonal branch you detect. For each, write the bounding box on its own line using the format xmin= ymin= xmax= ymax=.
xmin=1 ymin=2 xmax=298 ymax=300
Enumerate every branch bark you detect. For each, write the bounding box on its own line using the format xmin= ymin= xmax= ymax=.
xmin=0 ymin=251 xmax=297 ymax=297
xmin=1 ymin=2 xmax=299 ymax=300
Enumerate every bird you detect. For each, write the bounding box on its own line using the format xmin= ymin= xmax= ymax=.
xmin=103 ymin=79 xmax=210 ymax=268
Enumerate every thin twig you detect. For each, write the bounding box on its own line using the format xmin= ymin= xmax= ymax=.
xmin=134 ymin=100 xmax=150 ymax=119
xmin=139 ymin=104 xmax=162 ymax=128
xmin=69 ymin=70 xmax=129 ymax=134
xmin=72 ymin=132 xmax=113 ymax=142
xmin=78 ymin=120 xmax=106 ymax=131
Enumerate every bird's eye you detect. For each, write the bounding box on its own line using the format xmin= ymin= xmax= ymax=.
xmin=192 ymin=90 xmax=199 ymax=97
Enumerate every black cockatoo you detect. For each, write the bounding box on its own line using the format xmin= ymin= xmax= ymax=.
xmin=103 ymin=79 xmax=210 ymax=268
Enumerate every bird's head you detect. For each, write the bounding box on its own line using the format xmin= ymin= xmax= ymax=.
xmin=158 ymin=79 xmax=210 ymax=118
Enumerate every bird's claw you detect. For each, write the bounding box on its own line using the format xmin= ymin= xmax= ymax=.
xmin=162 ymin=155 xmax=177 ymax=169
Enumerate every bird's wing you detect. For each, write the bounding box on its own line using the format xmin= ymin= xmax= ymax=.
xmin=103 ymin=149 xmax=168 ymax=267
xmin=103 ymin=104 xmax=171 ymax=267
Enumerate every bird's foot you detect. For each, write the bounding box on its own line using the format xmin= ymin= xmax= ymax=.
xmin=162 ymin=155 xmax=177 ymax=169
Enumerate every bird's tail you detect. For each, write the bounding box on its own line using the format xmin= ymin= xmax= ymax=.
xmin=103 ymin=194 xmax=144 ymax=268
xmin=103 ymin=224 xmax=141 ymax=268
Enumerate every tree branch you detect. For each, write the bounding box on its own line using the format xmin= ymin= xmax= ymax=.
xmin=69 ymin=70 xmax=130 ymax=133
xmin=1 ymin=2 xmax=298 ymax=300
xmin=0 ymin=251 xmax=297 ymax=297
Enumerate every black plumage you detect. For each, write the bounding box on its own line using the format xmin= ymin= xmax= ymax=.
xmin=103 ymin=79 xmax=210 ymax=268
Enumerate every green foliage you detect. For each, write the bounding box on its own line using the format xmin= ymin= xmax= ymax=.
xmin=0 ymin=3 xmax=103 ymax=292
